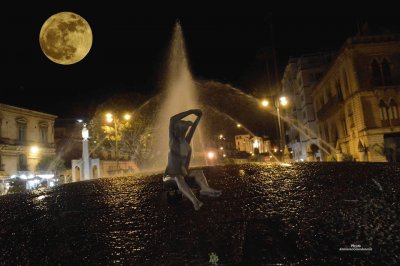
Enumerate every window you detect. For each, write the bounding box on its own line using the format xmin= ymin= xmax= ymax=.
xmin=40 ymin=127 xmax=48 ymax=144
xmin=343 ymin=70 xmax=350 ymax=96
xmin=16 ymin=117 xmax=27 ymax=143
xmin=336 ymin=79 xmax=343 ymax=100
xmin=348 ymin=105 xmax=355 ymax=128
xmin=388 ymin=99 xmax=398 ymax=120
xmin=18 ymin=154 xmax=28 ymax=171
xmin=18 ymin=125 xmax=26 ymax=142
xmin=371 ymin=58 xmax=392 ymax=86
xmin=382 ymin=58 xmax=392 ymax=85
xmin=341 ymin=117 xmax=348 ymax=136
xmin=379 ymin=100 xmax=388 ymax=120
xmin=324 ymin=125 xmax=330 ymax=142
xmin=371 ymin=59 xmax=382 ymax=86
xmin=39 ymin=122 xmax=49 ymax=144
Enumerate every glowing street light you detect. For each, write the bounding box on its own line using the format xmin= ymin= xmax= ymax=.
xmin=279 ymin=96 xmax=288 ymax=106
xmin=261 ymin=96 xmax=289 ymax=151
xmin=105 ymin=112 xmax=131 ymax=171
xmin=106 ymin=113 xmax=113 ymax=123
xmin=30 ymin=146 xmax=39 ymax=155
xmin=237 ymin=123 xmax=241 ymax=128
xmin=261 ymin=99 xmax=269 ymax=107
xmin=207 ymin=151 xmax=215 ymax=159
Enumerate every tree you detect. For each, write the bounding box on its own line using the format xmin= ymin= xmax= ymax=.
xmin=88 ymin=92 xmax=156 ymax=167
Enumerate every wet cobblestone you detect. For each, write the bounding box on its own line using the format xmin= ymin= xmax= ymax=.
xmin=0 ymin=163 xmax=399 ymax=265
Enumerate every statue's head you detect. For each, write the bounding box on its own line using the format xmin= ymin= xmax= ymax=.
xmin=174 ymin=120 xmax=193 ymax=139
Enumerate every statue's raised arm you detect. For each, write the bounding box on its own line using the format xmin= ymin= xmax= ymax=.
xmin=169 ymin=109 xmax=202 ymax=142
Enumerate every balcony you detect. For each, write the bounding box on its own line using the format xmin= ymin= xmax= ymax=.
xmin=0 ymin=138 xmax=55 ymax=149
xmin=316 ymin=94 xmax=344 ymax=120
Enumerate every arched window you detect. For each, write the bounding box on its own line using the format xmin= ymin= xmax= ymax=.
xmin=381 ymin=58 xmax=392 ymax=85
xmin=379 ymin=100 xmax=388 ymax=120
xmin=389 ymin=99 xmax=398 ymax=120
xmin=371 ymin=59 xmax=382 ymax=86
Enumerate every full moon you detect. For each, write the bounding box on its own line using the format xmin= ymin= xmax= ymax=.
xmin=39 ymin=12 xmax=93 ymax=65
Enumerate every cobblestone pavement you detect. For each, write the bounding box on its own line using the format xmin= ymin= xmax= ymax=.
xmin=0 ymin=163 xmax=399 ymax=265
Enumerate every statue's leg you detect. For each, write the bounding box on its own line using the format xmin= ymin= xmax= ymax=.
xmin=191 ymin=169 xmax=222 ymax=197
xmin=174 ymin=175 xmax=203 ymax=211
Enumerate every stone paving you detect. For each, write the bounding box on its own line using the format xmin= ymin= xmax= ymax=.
xmin=0 ymin=163 xmax=399 ymax=265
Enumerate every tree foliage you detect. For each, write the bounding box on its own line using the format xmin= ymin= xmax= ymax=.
xmin=88 ymin=92 xmax=155 ymax=167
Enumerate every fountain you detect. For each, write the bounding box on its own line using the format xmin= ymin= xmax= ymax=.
xmin=137 ymin=21 xmax=337 ymax=169
xmin=150 ymin=22 xmax=205 ymax=171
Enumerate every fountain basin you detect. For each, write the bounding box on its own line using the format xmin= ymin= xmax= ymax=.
xmin=0 ymin=163 xmax=399 ymax=265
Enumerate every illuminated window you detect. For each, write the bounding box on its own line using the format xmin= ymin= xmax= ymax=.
xmin=389 ymin=99 xmax=398 ymax=120
xmin=379 ymin=100 xmax=388 ymax=120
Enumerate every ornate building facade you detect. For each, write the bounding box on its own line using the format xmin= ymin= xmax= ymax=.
xmin=0 ymin=103 xmax=57 ymax=176
xmin=282 ymin=52 xmax=334 ymax=161
xmin=235 ymin=134 xmax=272 ymax=154
xmin=312 ymin=34 xmax=400 ymax=162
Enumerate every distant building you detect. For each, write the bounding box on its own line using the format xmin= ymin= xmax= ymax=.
xmin=0 ymin=103 xmax=57 ymax=176
xmin=282 ymin=52 xmax=334 ymax=161
xmin=312 ymin=34 xmax=400 ymax=162
xmin=235 ymin=134 xmax=271 ymax=154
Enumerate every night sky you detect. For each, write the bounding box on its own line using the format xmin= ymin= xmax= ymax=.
xmin=3 ymin=3 xmax=400 ymax=119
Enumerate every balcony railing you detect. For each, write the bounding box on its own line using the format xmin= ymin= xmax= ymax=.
xmin=0 ymin=138 xmax=55 ymax=148
xmin=316 ymin=94 xmax=344 ymax=120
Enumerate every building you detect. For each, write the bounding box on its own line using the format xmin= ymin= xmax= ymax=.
xmin=282 ymin=52 xmax=334 ymax=161
xmin=0 ymin=103 xmax=57 ymax=176
xmin=235 ymin=134 xmax=271 ymax=154
xmin=312 ymin=33 xmax=400 ymax=162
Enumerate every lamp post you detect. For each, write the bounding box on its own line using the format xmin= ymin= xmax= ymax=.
xmin=105 ymin=113 xmax=131 ymax=172
xmin=261 ymin=96 xmax=288 ymax=151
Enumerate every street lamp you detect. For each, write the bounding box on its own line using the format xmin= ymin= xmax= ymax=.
xmin=261 ymin=96 xmax=288 ymax=151
xmin=105 ymin=112 xmax=131 ymax=172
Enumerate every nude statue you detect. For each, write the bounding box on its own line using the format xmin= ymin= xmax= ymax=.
xmin=163 ymin=109 xmax=222 ymax=210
